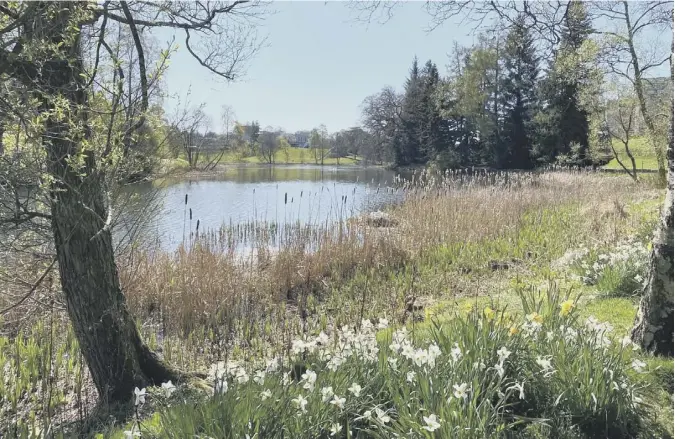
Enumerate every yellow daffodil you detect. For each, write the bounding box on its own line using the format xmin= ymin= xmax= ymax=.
xmin=509 ymin=326 xmax=519 ymax=336
xmin=560 ymin=300 xmax=575 ymax=316
xmin=484 ymin=307 xmax=496 ymax=321
xmin=527 ymin=312 xmax=544 ymax=324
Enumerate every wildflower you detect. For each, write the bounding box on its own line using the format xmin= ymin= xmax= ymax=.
xmin=292 ymin=394 xmax=308 ymax=413
xmin=316 ymin=331 xmax=330 ymax=346
xmin=407 ymin=371 xmax=416 ymax=383
xmin=134 ymin=387 xmax=146 ymax=406
xmin=260 ymin=389 xmax=272 ymax=401
xmin=450 ymin=343 xmax=462 ymax=362
xmin=631 ymin=359 xmax=647 ymax=373
xmin=301 ymin=370 xmax=317 ymax=391
xmin=265 ymin=357 xmax=280 ymax=372
xmin=348 ymin=383 xmax=362 ymax=397
xmin=633 ymin=274 xmax=643 ymax=283
xmin=387 ymin=357 xmax=398 ymax=370
xmin=123 ymin=430 xmax=140 ymax=439
xmin=507 ymin=382 xmax=525 ymax=400
xmin=509 ymin=326 xmax=519 ymax=336
xmin=253 ymin=370 xmax=266 ymax=385
xmin=235 ymin=367 xmax=249 ymax=384
xmin=428 ymin=343 xmax=442 ymax=362
xmin=497 ymin=347 xmax=511 ymax=363
xmin=377 ymin=318 xmax=389 ymax=329
xmin=291 ymin=339 xmax=306 ymax=355
xmin=321 ymin=386 xmax=334 ymax=402
xmin=357 ymin=410 xmax=372 ymax=421
xmin=422 ymin=414 xmax=441 ymax=432
xmin=560 ymin=300 xmax=575 ymax=316
xmin=546 ymin=331 xmax=555 ymax=342
xmin=484 ymin=307 xmax=496 ymax=321
xmin=494 ymin=362 xmax=505 ymax=378
xmin=330 ymin=423 xmax=343 ymax=436
xmin=161 ymin=381 xmax=176 ymax=398
xmin=375 ymin=407 xmax=391 ymax=425
xmin=452 ymin=383 xmax=469 ymax=400
xmin=330 ymin=394 xmax=346 ymax=410
xmin=536 ymin=356 xmax=554 ymax=373
xmin=527 ymin=312 xmax=544 ymax=324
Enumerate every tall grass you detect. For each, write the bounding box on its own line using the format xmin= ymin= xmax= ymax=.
xmin=0 ymin=170 xmax=665 ymax=436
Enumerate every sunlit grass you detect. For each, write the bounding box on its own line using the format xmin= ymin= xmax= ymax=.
xmin=604 ymin=137 xmax=660 ymax=171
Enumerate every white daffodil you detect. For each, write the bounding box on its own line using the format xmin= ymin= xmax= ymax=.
xmin=123 ymin=430 xmax=140 ymax=439
xmin=377 ymin=318 xmax=389 ymax=329
xmin=536 ymin=356 xmax=555 ymax=375
xmin=422 ymin=414 xmax=441 ymax=432
xmin=348 ymin=382 xmax=362 ymax=397
xmin=375 ymin=407 xmax=391 ymax=425
xmin=260 ymin=389 xmax=272 ymax=401
xmin=292 ymin=395 xmax=308 ymax=413
xmin=301 ymin=370 xmax=317 ymax=391
xmin=321 ymin=386 xmax=334 ymax=403
xmin=452 ymin=382 xmax=469 ymax=400
xmin=631 ymin=359 xmax=647 ymax=373
xmin=161 ymin=381 xmax=176 ymax=398
xmin=253 ymin=370 xmax=266 ymax=385
xmin=497 ymin=347 xmax=511 ymax=363
xmin=407 ymin=371 xmax=416 ymax=383
xmin=330 ymin=394 xmax=346 ymax=410
xmin=450 ymin=343 xmax=462 ymax=362
xmin=330 ymin=423 xmax=343 ymax=436
xmin=134 ymin=387 xmax=146 ymax=406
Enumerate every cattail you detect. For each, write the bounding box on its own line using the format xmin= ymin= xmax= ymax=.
xmin=189 ymin=208 xmax=192 ymax=220
xmin=196 ymin=219 xmax=200 ymax=233
xmin=185 ymin=194 xmax=188 ymax=205
xmin=284 ymin=193 xmax=287 ymax=204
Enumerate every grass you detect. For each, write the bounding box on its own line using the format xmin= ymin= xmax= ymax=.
xmin=180 ymin=147 xmax=360 ymax=167
xmin=0 ymin=170 xmax=672 ymax=437
xmin=603 ymin=137 xmax=660 ymax=171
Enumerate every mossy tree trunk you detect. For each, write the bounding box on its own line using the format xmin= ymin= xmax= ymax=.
xmin=40 ymin=4 xmax=180 ymax=403
xmin=630 ymin=43 xmax=674 ymax=356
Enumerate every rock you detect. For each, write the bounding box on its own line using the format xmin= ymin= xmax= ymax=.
xmin=364 ymin=211 xmax=398 ymax=228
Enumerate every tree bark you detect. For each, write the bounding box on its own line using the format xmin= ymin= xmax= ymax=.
xmin=631 ymin=42 xmax=674 ymax=356
xmin=40 ymin=4 xmax=180 ymax=403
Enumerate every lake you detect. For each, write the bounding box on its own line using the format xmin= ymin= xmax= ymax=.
xmin=116 ymin=165 xmax=405 ymax=252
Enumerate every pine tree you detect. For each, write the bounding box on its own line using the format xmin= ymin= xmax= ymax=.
xmin=501 ymin=16 xmax=539 ymax=169
xmin=420 ymin=60 xmax=451 ymax=162
xmin=536 ymin=0 xmax=594 ymax=165
xmin=395 ymin=57 xmax=424 ymax=165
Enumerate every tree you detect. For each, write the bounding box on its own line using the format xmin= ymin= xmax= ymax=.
xmin=603 ymin=85 xmax=640 ymax=180
xmin=536 ymin=0 xmax=595 ymax=165
xmin=501 ymin=16 xmax=539 ymax=169
xmin=395 ymin=57 xmax=425 ymax=166
xmin=310 ymin=124 xmax=330 ymax=165
xmin=631 ymin=42 xmax=673 ymax=355
xmin=0 ymin=1 xmax=265 ymax=405
xmin=594 ymin=1 xmax=673 ymax=181
xmin=258 ymin=129 xmax=279 ymax=164
xmin=360 ymin=86 xmax=402 ymax=164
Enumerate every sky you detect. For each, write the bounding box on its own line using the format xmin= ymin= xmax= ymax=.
xmin=159 ymin=1 xmax=478 ymax=134
xmin=157 ymin=1 xmax=672 ymax=135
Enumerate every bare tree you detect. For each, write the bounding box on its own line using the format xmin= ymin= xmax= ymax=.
xmin=593 ymin=1 xmax=673 ymax=181
xmin=258 ymin=128 xmax=279 ymax=164
xmin=0 ymin=1 xmax=267 ymax=405
xmin=360 ymin=86 xmax=402 ymax=164
xmin=604 ymin=85 xmax=640 ymax=180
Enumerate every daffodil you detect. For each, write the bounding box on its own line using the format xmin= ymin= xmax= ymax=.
xmin=134 ymin=387 xmax=146 ymax=406
xmin=330 ymin=394 xmax=346 ymax=410
xmin=375 ymin=407 xmax=391 ymax=425
xmin=330 ymin=423 xmax=342 ymax=436
xmin=348 ymin=382 xmax=362 ymax=397
xmin=560 ymin=299 xmax=575 ymax=316
xmin=526 ymin=312 xmax=543 ymax=324
xmin=484 ymin=306 xmax=496 ymax=321
xmin=509 ymin=326 xmax=519 ymax=336
xmin=292 ymin=395 xmax=308 ymax=413
xmin=321 ymin=386 xmax=334 ymax=402
xmin=422 ymin=414 xmax=441 ymax=432
xmin=497 ymin=346 xmax=511 ymax=363
xmin=260 ymin=389 xmax=272 ymax=401
xmin=161 ymin=381 xmax=176 ymax=398
xmin=452 ymin=382 xmax=469 ymax=400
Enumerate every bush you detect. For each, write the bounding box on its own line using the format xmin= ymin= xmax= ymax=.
xmin=137 ymin=288 xmax=647 ymax=439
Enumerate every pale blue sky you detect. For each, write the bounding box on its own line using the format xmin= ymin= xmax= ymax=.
xmin=159 ymin=1 xmax=671 ymax=135
xmin=160 ymin=1 xmax=477 ymax=134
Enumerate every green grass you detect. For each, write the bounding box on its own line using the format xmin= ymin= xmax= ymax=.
xmin=603 ymin=137 xmax=660 ymax=171
xmin=207 ymin=148 xmax=360 ymax=165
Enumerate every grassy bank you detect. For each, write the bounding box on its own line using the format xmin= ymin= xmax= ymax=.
xmin=603 ymin=137 xmax=660 ymax=171
xmin=0 ymin=171 xmax=671 ymax=438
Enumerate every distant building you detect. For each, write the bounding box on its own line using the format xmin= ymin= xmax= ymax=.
xmin=292 ymin=131 xmax=311 ymax=148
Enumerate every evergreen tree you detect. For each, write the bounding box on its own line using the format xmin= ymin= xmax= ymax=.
xmin=536 ymin=0 xmax=594 ymax=165
xmin=395 ymin=57 xmax=425 ymax=165
xmin=420 ymin=60 xmax=451 ymax=162
xmin=501 ymin=16 xmax=539 ymax=169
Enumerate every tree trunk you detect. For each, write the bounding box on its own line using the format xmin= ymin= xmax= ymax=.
xmin=630 ymin=43 xmax=674 ymax=356
xmin=41 ymin=4 xmax=180 ymax=403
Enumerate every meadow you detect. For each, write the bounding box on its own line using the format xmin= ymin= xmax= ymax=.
xmin=0 ymin=170 xmax=672 ymax=438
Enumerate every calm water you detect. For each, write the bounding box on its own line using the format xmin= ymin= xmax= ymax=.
xmin=116 ymin=165 xmax=404 ymax=251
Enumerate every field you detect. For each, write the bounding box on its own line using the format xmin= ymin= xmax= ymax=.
xmin=0 ymin=171 xmax=672 ymax=438
xmin=603 ymin=137 xmax=660 ymax=171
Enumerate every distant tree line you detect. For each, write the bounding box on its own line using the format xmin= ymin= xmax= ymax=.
xmin=360 ymin=2 xmax=606 ymax=170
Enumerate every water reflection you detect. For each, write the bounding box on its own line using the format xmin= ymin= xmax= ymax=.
xmin=116 ymin=165 xmax=404 ymax=252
